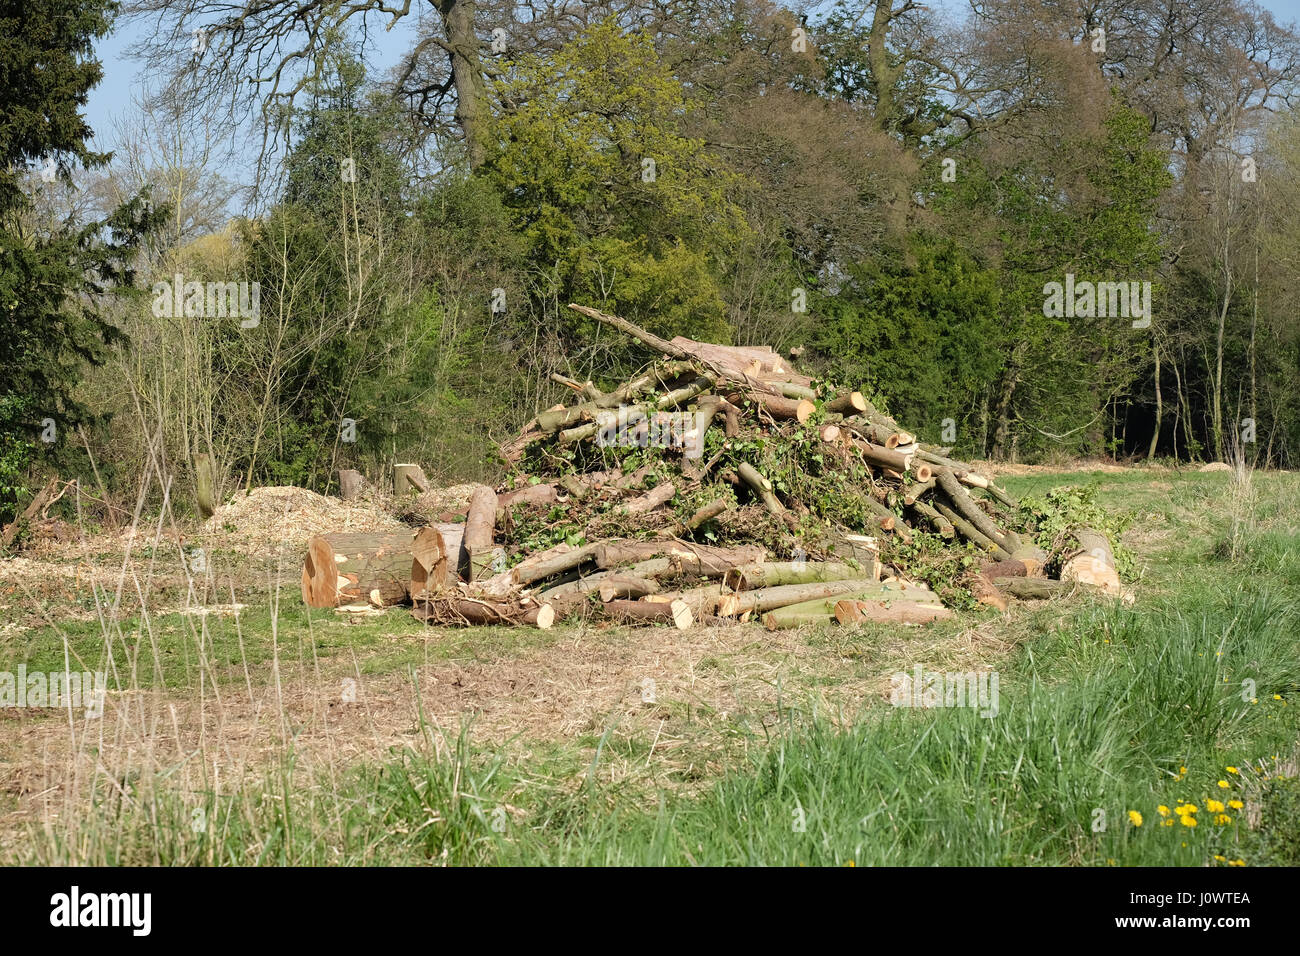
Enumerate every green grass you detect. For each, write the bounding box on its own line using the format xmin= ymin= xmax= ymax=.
xmin=8 ymin=467 xmax=1300 ymax=865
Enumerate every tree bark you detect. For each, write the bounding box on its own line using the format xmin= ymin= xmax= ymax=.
xmin=194 ymin=453 xmax=216 ymax=519
xmin=736 ymin=462 xmax=784 ymax=514
xmin=413 ymin=596 xmax=555 ymax=628
xmin=833 ymin=598 xmax=954 ymax=625
xmin=394 ymin=463 xmax=430 ymax=495
xmin=724 ymin=561 xmax=867 ymax=590
xmin=303 ymin=530 xmax=437 ymax=608
xmin=338 ymin=468 xmax=366 ymax=500
xmin=716 ymin=578 xmax=881 ymax=617
xmin=463 ymin=484 xmax=500 ymax=581
xmin=760 ymin=583 xmax=942 ymax=628
xmin=601 ymin=599 xmax=693 ymax=629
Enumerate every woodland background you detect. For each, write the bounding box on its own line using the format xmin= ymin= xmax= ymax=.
xmin=4 ymin=0 xmax=1299 ymax=523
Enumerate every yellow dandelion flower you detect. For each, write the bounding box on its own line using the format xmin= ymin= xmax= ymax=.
xmin=1217 ymin=780 xmax=1230 ymax=789
xmin=1228 ymin=859 xmax=1245 ymax=867
xmin=1128 ymin=810 xmax=1143 ymax=827
xmin=1207 ymin=800 xmax=1225 ymax=813
xmin=1214 ymin=814 xmax=1232 ymax=825
xmin=1226 ymin=766 xmax=1239 ymax=775
xmin=1274 ymin=694 xmax=1282 ymax=700
xmin=1214 ymin=855 xmax=1226 ymax=862
xmin=1228 ymin=800 xmax=1243 ymax=810
xmin=1157 ymin=805 xmax=1170 ymax=817
xmin=1179 ymin=815 xmax=1198 ymax=827
xmin=1161 ymin=819 xmax=1175 ymax=827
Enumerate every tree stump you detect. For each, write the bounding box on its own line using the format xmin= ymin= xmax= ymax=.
xmin=339 ymin=469 xmax=367 ymax=500
xmin=394 ymin=463 xmax=430 ymax=495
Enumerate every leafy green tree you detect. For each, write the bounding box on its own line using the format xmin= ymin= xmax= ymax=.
xmin=484 ymin=20 xmax=757 ymax=352
xmin=0 ymin=0 xmax=163 ymax=522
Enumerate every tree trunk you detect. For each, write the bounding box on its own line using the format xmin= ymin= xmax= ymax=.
xmin=1060 ymin=529 xmax=1121 ymax=595
xmin=833 ymin=598 xmax=954 ymax=625
xmin=463 ymin=484 xmax=500 ymax=581
xmin=716 ymin=578 xmax=881 ymax=617
xmin=760 ymin=583 xmax=942 ymax=628
xmin=601 ymin=599 xmax=693 ymax=629
xmin=394 ymin=463 xmax=430 ymax=495
xmin=302 ymin=530 xmax=439 ymax=608
xmin=440 ymin=0 xmax=489 ymax=169
xmin=1147 ymin=339 xmax=1163 ymax=461
xmin=993 ymin=577 xmax=1072 ymax=599
xmin=194 ymin=452 xmax=216 ymax=519
xmin=724 ymin=561 xmax=869 ymax=590
xmin=413 ymin=596 xmax=554 ymax=628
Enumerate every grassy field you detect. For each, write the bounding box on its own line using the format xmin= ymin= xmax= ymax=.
xmin=1 ymin=465 xmax=1297 ymax=865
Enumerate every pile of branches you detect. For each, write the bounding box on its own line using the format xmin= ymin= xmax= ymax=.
xmin=302 ymin=305 xmax=1122 ymax=628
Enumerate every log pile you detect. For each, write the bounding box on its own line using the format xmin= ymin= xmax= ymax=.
xmin=303 ymin=304 xmax=1125 ymax=628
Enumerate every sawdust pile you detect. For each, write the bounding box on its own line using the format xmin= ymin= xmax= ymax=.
xmin=202 ymin=486 xmax=407 ymax=551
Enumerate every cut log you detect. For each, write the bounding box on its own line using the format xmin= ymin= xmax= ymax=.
xmin=853 ymin=441 xmax=914 ymax=473
xmin=561 ymin=377 xmax=714 ymax=444
xmin=622 ymin=482 xmax=676 ymax=514
xmin=935 ymin=469 xmax=1019 ymax=554
xmin=338 ymin=468 xmax=367 ymax=500
xmin=683 ymin=498 xmax=729 ymax=531
xmin=409 ymin=526 xmax=451 ymax=600
xmin=512 ymin=543 xmax=597 ymax=587
xmin=394 ymin=463 xmax=430 ymax=495
xmin=827 ymin=533 xmax=880 ymax=570
xmin=717 ymin=578 xmax=882 ymax=617
xmin=463 ymin=484 xmax=499 ymax=582
xmin=762 ymin=583 xmax=942 ymax=629
xmin=832 ymin=599 xmax=954 ymax=626
xmin=933 ymin=500 xmax=1012 ymax=560
xmin=1060 ymin=530 xmax=1121 ymax=595
xmin=601 ymin=599 xmax=693 ymax=629
xmin=724 ymin=561 xmax=864 ymax=590
xmin=993 ymin=577 xmax=1073 ymax=600
xmin=909 ymin=498 xmax=955 ymax=538
xmin=774 ymin=382 xmax=818 ymax=401
xmin=642 ymin=583 xmax=725 ymax=616
xmin=745 ymin=390 xmax=815 ymax=422
xmin=1 ymin=478 xmax=58 ymax=549
xmin=966 ymin=572 xmax=1008 ymax=611
xmin=433 ymin=522 xmax=469 ymax=581
xmin=593 ymin=540 xmax=762 ymax=571
xmin=978 ymin=559 xmax=1028 ymax=578
xmin=497 ymin=483 xmax=559 ymax=511
xmin=825 ymin=391 xmax=868 ymax=416
xmin=413 ymin=597 xmax=555 ymax=628
xmin=302 ymin=531 xmax=428 ymax=608
xmin=1009 ymin=544 xmax=1049 ymax=577
xmin=736 ymin=461 xmax=784 ymax=514
xmin=597 ymin=573 xmax=661 ymax=602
